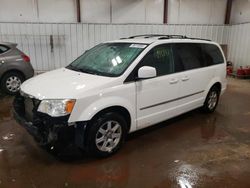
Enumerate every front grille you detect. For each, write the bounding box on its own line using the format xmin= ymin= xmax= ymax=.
xmin=24 ymin=97 xmax=34 ymax=122
xmin=14 ymin=93 xmax=40 ymax=122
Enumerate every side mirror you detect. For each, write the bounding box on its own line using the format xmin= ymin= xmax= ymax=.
xmin=138 ymin=66 xmax=157 ymax=79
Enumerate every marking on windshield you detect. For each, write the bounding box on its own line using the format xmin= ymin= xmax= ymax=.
xmin=129 ymin=44 xmax=147 ymax=49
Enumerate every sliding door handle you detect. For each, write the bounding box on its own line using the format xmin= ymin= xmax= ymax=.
xmin=169 ymin=78 xmax=179 ymax=84
xmin=181 ymin=76 xmax=190 ymax=81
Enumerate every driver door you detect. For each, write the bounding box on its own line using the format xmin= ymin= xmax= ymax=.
xmin=136 ymin=44 xmax=181 ymax=129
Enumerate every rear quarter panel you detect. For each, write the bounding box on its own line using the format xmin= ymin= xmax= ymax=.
xmin=0 ymin=60 xmax=34 ymax=80
xmin=203 ymin=43 xmax=227 ymax=98
xmin=0 ymin=46 xmax=34 ymax=79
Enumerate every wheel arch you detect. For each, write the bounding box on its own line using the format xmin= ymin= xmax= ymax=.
xmin=204 ymin=77 xmax=222 ymax=98
xmin=69 ymin=95 xmax=136 ymax=132
xmin=202 ymin=81 xmax=222 ymax=113
xmin=0 ymin=69 xmax=25 ymax=82
xmin=212 ymin=82 xmax=222 ymax=92
xmin=90 ymin=106 xmax=132 ymax=133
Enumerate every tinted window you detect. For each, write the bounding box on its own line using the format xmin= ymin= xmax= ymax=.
xmin=0 ymin=45 xmax=9 ymax=54
xmin=174 ymin=43 xmax=204 ymax=70
xmin=139 ymin=44 xmax=174 ymax=76
xmin=201 ymin=44 xmax=224 ymax=66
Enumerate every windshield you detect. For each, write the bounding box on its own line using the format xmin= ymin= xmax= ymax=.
xmin=67 ymin=43 xmax=147 ymax=77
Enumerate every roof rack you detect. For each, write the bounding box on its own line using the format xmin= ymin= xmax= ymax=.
xmin=158 ymin=35 xmax=188 ymax=39
xmin=185 ymin=37 xmax=211 ymax=41
xmin=121 ymin=34 xmax=211 ymax=41
xmin=158 ymin=36 xmax=211 ymax=41
xmin=127 ymin=34 xmax=187 ymax=39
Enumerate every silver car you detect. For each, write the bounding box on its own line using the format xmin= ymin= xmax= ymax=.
xmin=0 ymin=42 xmax=34 ymax=95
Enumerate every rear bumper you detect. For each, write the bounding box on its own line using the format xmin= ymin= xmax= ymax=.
xmin=23 ymin=62 xmax=34 ymax=79
xmin=221 ymin=79 xmax=227 ymax=95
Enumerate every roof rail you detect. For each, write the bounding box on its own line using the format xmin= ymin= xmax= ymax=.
xmin=158 ymin=35 xmax=188 ymax=39
xmin=127 ymin=34 xmax=166 ymax=39
xmin=185 ymin=37 xmax=211 ymax=41
xmin=127 ymin=34 xmax=187 ymax=39
xmin=121 ymin=34 xmax=211 ymax=41
xmin=158 ymin=36 xmax=211 ymax=41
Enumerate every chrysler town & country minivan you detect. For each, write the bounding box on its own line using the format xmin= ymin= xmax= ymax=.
xmin=14 ymin=35 xmax=227 ymax=157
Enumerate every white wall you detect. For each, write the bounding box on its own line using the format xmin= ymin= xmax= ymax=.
xmin=37 ymin=0 xmax=76 ymax=23
xmin=0 ymin=0 xmax=229 ymax=24
xmin=1 ymin=0 xmax=250 ymax=24
xmin=231 ymin=0 xmax=250 ymax=24
xmin=0 ymin=0 xmax=77 ymax=23
xmin=0 ymin=23 xmax=229 ymax=71
xmin=80 ymin=0 xmax=164 ymax=24
xmin=0 ymin=0 xmax=38 ymax=22
xmin=168 ymin=0 xmax=227 ymax=24
xmin=145 ymin=0 xmax=164 ymax=23
xmin=112 ymin=0 xmax=164 ymax=23
xmin=0 ymin=0 xmax=164 ymax=24
xmin=81 ymin=0 xmax=111 ymax=23
xmin=228 ymin=23 xmax=250 ymax=68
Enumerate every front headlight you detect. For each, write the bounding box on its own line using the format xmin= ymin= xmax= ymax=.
xmin=37 ymin=99 xmax=76 ymax=117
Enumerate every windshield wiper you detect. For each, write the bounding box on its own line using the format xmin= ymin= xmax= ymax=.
xmin=66 ymin=65 xmax=96 ymax=75
xmin=78 ymin=68 xmax=101 ymax=75
xmin=67 ymin=65 xmax=113 ymax=77
xmin=66 ymin=64 xmax=79 ymax=71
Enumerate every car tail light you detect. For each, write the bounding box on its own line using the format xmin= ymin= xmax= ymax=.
xmin=21 ymin=54 xmax=30 ymax=62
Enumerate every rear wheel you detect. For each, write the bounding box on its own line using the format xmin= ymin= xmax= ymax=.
xmin=86 ymin=112 xmax=127 ymax=157
xmin=202 ymin=86 xmax=220 ymax=113
xmin=0 ymin=72 xmax=24 ymax=95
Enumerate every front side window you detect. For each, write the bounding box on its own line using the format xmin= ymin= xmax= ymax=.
xmin=173 ymin=43 xmax=204 ymax=70
xmin=67 ymin=43 xmax=147 ymax=77
xmin=139 ymin=44 xmax=174 ymax=76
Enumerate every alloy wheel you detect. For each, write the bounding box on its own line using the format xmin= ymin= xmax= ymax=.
xmin=95 ymin=120 xmax=122 ymax=153
xmin=208 ymin=91 xmax=218 ymax=110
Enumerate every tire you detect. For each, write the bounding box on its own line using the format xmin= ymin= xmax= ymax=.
xmin=0 ymin=72 xmax=24 ymax=95
xmin=86 ymin=112 xmax=127 ymax=158
xmin=202 ymin=86 xmax=220 ymax=113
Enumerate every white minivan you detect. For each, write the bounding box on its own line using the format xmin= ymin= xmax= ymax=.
xmin=14 ymin=35 xmax=227 ymax=157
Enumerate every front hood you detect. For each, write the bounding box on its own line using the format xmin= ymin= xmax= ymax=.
xmin=21 ymin=68 xmax=116 ymax=99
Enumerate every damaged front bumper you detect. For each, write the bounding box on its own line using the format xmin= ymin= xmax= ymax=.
xmin=13 ymin=94 xmax=88 ymax=149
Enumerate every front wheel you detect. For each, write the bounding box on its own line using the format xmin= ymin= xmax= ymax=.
xmin=202 ymin=86 xmax=220 ymax=113
xmin=86 ymin=112 xmax=127 ymax=158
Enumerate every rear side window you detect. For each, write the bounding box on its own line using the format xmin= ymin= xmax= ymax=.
xmin=173 ymin=43 xmax=204 ymax=71
xmin=201 ymin=44 xmax=224 ymax=66
xmin=0 ymin=45 xmax=10 ymax=54
xmin=139 ymin=44 xmax=174 ymax=76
